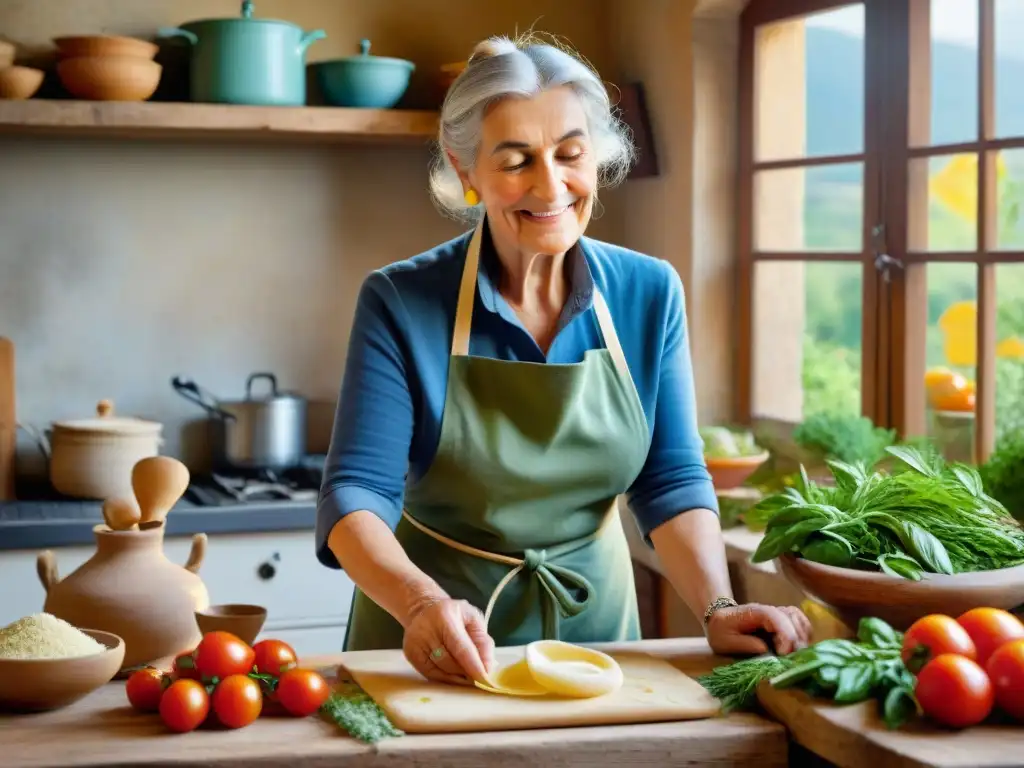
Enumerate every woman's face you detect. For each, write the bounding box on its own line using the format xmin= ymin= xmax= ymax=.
xmin=464 ymin=87 xmax=599 ymax=259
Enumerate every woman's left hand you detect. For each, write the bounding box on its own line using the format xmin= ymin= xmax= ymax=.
xmin=705 ymin=603 xmax=813 ymax=656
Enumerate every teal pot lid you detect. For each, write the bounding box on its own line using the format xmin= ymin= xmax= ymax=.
xmin=330 ymin=39 xmax=415 ymax=71
xmin=180 ymin=0 xmax=304 ymax=31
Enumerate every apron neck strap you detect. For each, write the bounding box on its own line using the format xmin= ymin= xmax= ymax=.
xmin=451 ymin=219 xmax=631 ymax=379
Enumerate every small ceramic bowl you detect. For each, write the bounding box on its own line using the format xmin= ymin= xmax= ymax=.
xmin=52 ymin=35 xmax=159 ymax=60
xmin=0 ymin=66 xmax=44 ymax=100
xmin=195 ymin=604 xmax=267 ymax=646
xmin=778 ymin=553 xmax=1024 ymax=631
xmin=705 ymin=451 xmax=770 ymax=490
xmin=56 ymin=55 xmax=161 ymax=101
xmin=0 ymin=629 xmax=125 ymax=712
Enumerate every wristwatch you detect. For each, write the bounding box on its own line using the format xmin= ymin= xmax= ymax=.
xmin=703 ymin=596 xmax=738 ymax=625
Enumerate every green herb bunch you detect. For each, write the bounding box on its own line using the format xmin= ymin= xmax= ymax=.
xmin=748 ymin=445 xmax=1024 ymax=579
xmin=792 ymin=412 xmax=897 ymax=467
xmin=698 ymin=617 xmax=918 ymax=730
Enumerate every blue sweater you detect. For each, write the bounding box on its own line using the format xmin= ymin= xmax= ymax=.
xmin=315 ymin=226 xmax=718 ymax=568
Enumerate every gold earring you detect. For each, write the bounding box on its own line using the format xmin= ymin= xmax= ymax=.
xmin=464 ymin=188 xmax=479 ymax=206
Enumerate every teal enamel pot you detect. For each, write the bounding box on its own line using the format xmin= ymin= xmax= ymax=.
xmin=159 ymin=0 xmax=326 ymax=107
xmin=314 ymin=40 xmax=414 ymax=109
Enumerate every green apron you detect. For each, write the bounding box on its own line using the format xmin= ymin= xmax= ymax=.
xmin=344 ymin=219 xmax=651 ymax=650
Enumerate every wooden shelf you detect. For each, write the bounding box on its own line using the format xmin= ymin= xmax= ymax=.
xmin=0 ymin=100 xmax=440 ymax=145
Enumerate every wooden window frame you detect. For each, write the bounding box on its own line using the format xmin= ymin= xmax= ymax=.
xmin=737 ymin=0 xmax=1024 ymax=463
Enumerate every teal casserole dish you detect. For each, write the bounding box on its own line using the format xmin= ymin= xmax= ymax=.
xmin=159 ymin=0 xmax=326 ymax=107
xmin=314 ymin=40 xmax=414 ymax=109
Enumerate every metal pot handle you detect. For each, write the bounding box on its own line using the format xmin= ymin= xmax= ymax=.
xmin=246 ymin=372 xmax=279 ymax=400
xmin=171 ymin=376 xmax=235 ymax=420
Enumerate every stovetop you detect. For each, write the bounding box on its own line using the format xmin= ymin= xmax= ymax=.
xmin=183 ymin=455 xmax=325 ymax=507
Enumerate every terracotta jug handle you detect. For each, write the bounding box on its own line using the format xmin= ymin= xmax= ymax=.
xmin=36 ymin=550 xmax=60 ymax=592
xmin=184 ymin=533 xmax=207 ymax=574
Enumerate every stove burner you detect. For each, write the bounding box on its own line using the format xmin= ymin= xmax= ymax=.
xmin=210 ymin=472 xmax=318 ymax=503
xmin=183 ymin=456 xmax=324 ymax=507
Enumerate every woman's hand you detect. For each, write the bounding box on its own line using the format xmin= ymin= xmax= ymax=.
xmin=705 ymin=603 xmax=813 ymax=656
xmin=403 ymin=598 xmax=496 ymax=685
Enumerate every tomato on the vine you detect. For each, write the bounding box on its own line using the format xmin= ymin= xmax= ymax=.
xmin=193 ymin=631 xmax=255 ymax=681
xmin=276 ymin=668 xmax=330 ymax=717
xmin=159 ymin=679 xmax=210 ymax=733
xmin=252 ymin=639 xmax=298 ymax=677
xmin=125 ymin=667 xmax=168 ymax=712
xmin=172 ymin=649 xmax=200 ymax=681
xmin=211 ymin=674 xmax=263 ymax=729
xmin=915 ymin=653 xmax=994 ymax=729
xmin=986 ymin=638 xmax=1024 ymax=721
xmin=957 ymin=608 xmax=1024 ymax=665
xmin=902 ymin=614 xmax=976 ymax=668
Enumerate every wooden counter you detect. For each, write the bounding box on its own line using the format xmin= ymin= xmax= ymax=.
xmin=759 ymin=683 xmax=1024 ymax=768
xmin=3 ymin=638 xmax=787 ymax=768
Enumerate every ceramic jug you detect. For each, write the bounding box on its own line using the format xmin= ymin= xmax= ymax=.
xmin=37 ymin=521 xmax=209 ymax=674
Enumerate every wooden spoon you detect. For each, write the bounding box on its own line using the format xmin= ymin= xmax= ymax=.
xmin=102 ymin=497 xmax=141 ymax=531
xmin=132 ymin=456 xmax=190 ymax=528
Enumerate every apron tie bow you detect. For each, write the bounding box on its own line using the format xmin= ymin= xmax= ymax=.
xmin=523 ymin=548 xmax=547 ymax=571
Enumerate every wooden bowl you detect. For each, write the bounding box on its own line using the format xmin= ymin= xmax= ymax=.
xmin=705 ymin=451 xmax=770 ymax=490
xmin=0 ymin=66 xmax=44 ymax=100
xmin=56 ymin=55 xmax=161 ymax=101
xmin=195 ymin=604 xmax=267 ymax=646
xmin=53 ymin=35 xmax=158 ymax=60
xmin=0 ymin=630 xmax=124 ymax=712
xmin=0 ymin=41 xmax=15 ymax=69
xmin=778 ymin=553 xmax=1024 ymax=631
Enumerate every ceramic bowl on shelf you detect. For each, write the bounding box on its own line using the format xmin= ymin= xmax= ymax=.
xmin=52 ymin=35 xmax=159 ymax=60
xmin=704 ymin=451 xmax=770 ymax=490
xmin=777 ymin=553 xmax=1024 ymax=631
xmin=56 ymin=55 xmax=162 ymax=101
xmin=0 ymin=630 xmax=125 ymax=712
xmin=0 ymin=66 xmax=44 ymax=100
xmin=314 ymin=39 xmax=414 ymax=108
xmin=195 ymin=604 xmax=267 ymax=646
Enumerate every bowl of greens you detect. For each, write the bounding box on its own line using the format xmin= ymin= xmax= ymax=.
xmin=749 ymin=444 xmax=1024 ymax=630
xmin=700 ymin=426 xmax=769 ymax=490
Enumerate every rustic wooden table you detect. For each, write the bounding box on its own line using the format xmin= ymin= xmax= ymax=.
xmin=2 ymin=638 xmax=787 ymax=768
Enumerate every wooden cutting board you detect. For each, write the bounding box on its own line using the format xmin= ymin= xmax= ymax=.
xmin=337 ymin=646 xmax=722 ymax=734
xmin=0 ymin=337 xmax=14 ymax=500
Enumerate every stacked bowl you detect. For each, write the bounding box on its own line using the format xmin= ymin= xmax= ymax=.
xmin=0 ymin=40 xmax=44 ymax=99
xmin=54 ymin=35 xmax=162 ymax=101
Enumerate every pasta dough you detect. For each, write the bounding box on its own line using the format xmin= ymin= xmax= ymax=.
xmin=476 ymin=640 xmax=624 ymax=699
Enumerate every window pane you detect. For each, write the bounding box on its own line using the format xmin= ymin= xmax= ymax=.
xmin=907 ymin=153 xmax=978 ymax=252
xmin=754 ymin=163 xmax=864 ymax=251
xmin=751 ymin=260 xmax=863 ymax=421
xmin=995 ymin=264 xmax=1024 ymax=448
xmin=995 ymin=149 xmax=1024 ymax=249
xmin=924 ymin=263 xmax=977 ymax=463
xmin=995 ymin=0 xmax=1024 ymax=139
xmin=916 ymin=0 xmax=979 ymax=147
xmin=754 ymin=4 xmax=864 ymax=161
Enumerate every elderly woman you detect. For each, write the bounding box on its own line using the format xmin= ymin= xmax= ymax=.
xmin=316 ymin=34 xmax=811 ymax=685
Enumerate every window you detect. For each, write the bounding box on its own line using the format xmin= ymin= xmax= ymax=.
xmin=738 ymin=0 xmax=1024 ymax=464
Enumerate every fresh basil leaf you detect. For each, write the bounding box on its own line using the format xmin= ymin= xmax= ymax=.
xmin=800 ymin=531 xmax=855 ymax=568
xmin=825 ymin=459 xmax=867 ymax=493
xmin=881 ymin=685 xmax=919 ymax=730
xmin=856 ymin=617 xmax=901 ymax=649
xmin=751 ymin=518 xmax=823 ymax=563
xmin=877 ymin=553 xmax=924 ymax=581
xmin=769 ymin=659 xmax=826 ymax=688
xmin=765 ymin=505 xmax=828 ymax=530
xmin=834 ymin=663 xmax=875 ymax=703
xmin=814 ymin=665 xmax=840 ymax=686
xmin=899 ymin=522 xmax=954 ymax=575
xmin=884 ymin=445 xmax=939 ymax=477
xmin=811 ymin=639 xmax=863 ymax=660
xmin=950 ymin=464 xmax=984 ymax=497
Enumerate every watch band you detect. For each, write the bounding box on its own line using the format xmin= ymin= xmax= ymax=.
xmin=703 ymin=596 xmax=739 ymax=625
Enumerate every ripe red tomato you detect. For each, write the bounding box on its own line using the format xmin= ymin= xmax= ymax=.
xmin=159 ymin=679 xmax=210 ymax=733
xmin=252 ymin=639 xmax=298 ymax=677
xmin=985 ymin=638 xmax=1024 ymax=721
xmin=275 ymin=668 xmax=331 ymax=717
xmin=902 ymin=614 xmax=977 ymax=668
xmin=126 ymin=667 xmax=168 ymax=712
xmin=172 ymin=650 xmax=200 ymax=681
xmin=193 ymin=632 xmax=255 ymax=681
xmin=915 ymin=653 xmax=994 ymax=729
xmin=957 ymin=608 xmax=1024 ymax=665
xmin=211 ymin=674 xmax=263 ymax=729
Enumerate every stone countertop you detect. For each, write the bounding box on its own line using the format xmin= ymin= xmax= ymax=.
xmin=0 ymin=499 xmax=316 ymax=550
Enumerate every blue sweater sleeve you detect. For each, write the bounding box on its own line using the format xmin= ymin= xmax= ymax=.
xmin=625 ymin=263 xmax=719 ymax=543
xmin=315 ymin=272 xmax=414 ymax=569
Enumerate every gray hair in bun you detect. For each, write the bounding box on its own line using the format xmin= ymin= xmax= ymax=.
xmin=429 ymin=33 xmax=635 ymax=224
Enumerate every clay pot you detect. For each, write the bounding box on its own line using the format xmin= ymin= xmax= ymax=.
xmin=36 ymin=522 xmax=210 ymax=674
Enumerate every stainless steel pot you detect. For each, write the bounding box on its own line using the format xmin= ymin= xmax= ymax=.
xmin=172 ymin=373 xmax=306 ymax=471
